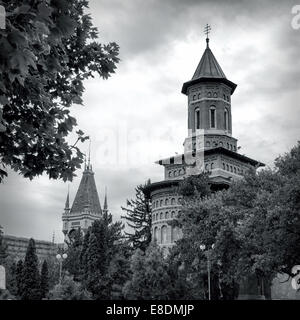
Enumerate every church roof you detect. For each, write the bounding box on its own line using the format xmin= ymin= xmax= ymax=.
xmin=156 ymin=147 xmax=265 ymax=168
xmin=192 ymin=45 xmax=226 ymax=80
xmin=70 ymin=164 xmax=102 ymax=215
xmin=181 ymin=40 xmax=237 ymax=95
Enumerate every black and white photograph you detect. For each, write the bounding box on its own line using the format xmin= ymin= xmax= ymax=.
xmin=0 ymin=0 xmax=299 ymax=311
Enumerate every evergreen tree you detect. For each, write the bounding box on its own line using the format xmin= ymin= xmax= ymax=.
xmin=21 ymin=238 xmax=41 ymax=300
xmin=65 ymin=228 xmax=83 ymax=281
xmin=83 ymin=217 xmax=126 ymax=299
xmin=79 ymin=230 xmax=90 ymax=280
xmin=121 ymin=180 xmax=152 ymax=251
xmin=16 ymin=260 xmax=24 ymax=297
xmin=40 ymin=260 xmax=49 ymax=299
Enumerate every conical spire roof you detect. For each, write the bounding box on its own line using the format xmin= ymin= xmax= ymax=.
xmin=181 ymin=39 xmax=237 ymax=95
xmin=103 ymin=187 xmax=108 ymax=211
xmin=70 ymin=165 xmax=102 ymax=215
xmin=191 ymin=44 xmax=226 ymax=80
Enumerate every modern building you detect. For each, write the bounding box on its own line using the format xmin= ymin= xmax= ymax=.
xmin=144 ymin=34 xmax=264 ymax=251
xmin=62 ymin=159 xmax=108 ymax=241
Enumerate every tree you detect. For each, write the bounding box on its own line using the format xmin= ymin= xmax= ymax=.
xmin=21 ymin=238 xmax=41 ymax=300
xmin=174 ymin=143 xmax=300 ymax=299
xmin=121 ymin=180 xmax=152 ymax=251
xmin=123 ymin=244 xmax=172 ymax=300
xmin=6 ymin=261 xmax=18 ymax=297
xmin=82 ymin=216 xmax=126 ymax=299
xmin=40 ymin=260 xmax=49 ymax=299
xmin=16 ymin=259 xmax=23 ymax=297
xmin=48 ymin=275 xmax=91 ymax=300
xmin=0 ymin=0 xmax=119 ymax=182
xmin=64 ymin=228 xmax=83 ymax=281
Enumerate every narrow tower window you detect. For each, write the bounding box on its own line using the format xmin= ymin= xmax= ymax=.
xmin=224 ymin=108 xmax=229 ymax=131
xmin=210 ymin=107 xmax=216 ymax=128
xmin=195 ymin=108 xmax=200 ymax=130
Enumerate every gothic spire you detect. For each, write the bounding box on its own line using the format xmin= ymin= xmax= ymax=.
xmin=65 ymin=187 xmax=70 ymax=210
xmin=104 ymin=187 xmax=108 ymax=211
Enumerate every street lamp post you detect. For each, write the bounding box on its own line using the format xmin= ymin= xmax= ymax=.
xmin=200 ymin=244 xmax=215 ymax=300
xmin=56 ymin=253 xmax=68 ymax=284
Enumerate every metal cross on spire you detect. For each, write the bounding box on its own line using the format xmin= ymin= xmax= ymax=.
xmin=204 ymin=24 xmax=211 ymax=47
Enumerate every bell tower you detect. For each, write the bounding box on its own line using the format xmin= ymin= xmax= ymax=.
xmin=182 ymin=26 xmax=237 ymax=154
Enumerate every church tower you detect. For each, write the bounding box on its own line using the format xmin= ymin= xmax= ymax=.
xmin=144 ymin=28 xmax=264 ymax=252
xmin=62 ymin=157 xmax=106 ymax=241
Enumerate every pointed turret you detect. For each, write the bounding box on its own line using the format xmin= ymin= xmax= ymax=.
xmin=62 ymin=140 xmax=104 ymax=240
xmin=64 ymin=188 xmax=70 ymax=210
xmin=70 ymin=164 xmax=102 ymax=215
xmin=103 ymin=187 xmax=108 ymax=221
xmin=182 ymin=37 xmax=236 ymax=95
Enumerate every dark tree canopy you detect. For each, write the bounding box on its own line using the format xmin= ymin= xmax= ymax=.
xmin=40 ymin=260 xmax=49 ymax=299
xmin=21 ymin=238 xmax=41 ymax=300
xmin=0 ymin=0 xmax=119 ymax=182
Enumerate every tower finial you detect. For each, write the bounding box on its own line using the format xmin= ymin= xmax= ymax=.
xmin=204 ymin=24 xmax=211 ymax=48
xmin=88 ymin=137 xmax=91 ymax=169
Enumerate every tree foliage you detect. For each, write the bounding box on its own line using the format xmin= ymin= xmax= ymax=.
xmin=48 ymin=275 xmax=91 ymax=300
xmin=40 ymin=260 xmax=49 ymax=299
xmin=0 ymin=0 xmax=119 ymax=182
xmin=123 ymin=244 xmax=172 ymax=300
xmin=175 ymin=142 xmax=300 ymax=298
xmin=20 ymin=238 xmax=41 ymax=300
xmin=121 ymin=180 xmax=152 ymax=251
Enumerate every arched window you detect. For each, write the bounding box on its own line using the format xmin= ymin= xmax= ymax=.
xmin=156 ymin=213 xmax=159 ymax=220
xmin=165 ymin=212 xmax=169 ymax=219
xmin=226 ymin=164 xmax=229 ymax=171
xmin=168 ymin=171 xmax=172 ymax=177
xmin=211 ymin=162 xmax=214 ymax=170
xmin=193 ymin=94 xmax=196 ymax=101
xmin=207 ymin=92 xmax=212 ymax=98
xmin=195 ymin=108 xmax=200 ymax=130
xmin=210 ymin=107 xmax=216 ymax=128
xmin=165 ymin=198 xmax=169 ymax=206
xmin=223 ymin=163 xmax=225 ymax=170
xmin=171 ymin=211 xmax=175 ymax=218
xmin=171 ymin=198 xmax=175 ymax=205
xmin=206 ymin=141 xmax=211 ymax=148
xmin=160 ymin=212 xmax=163 ymax=219
xmin=160 ymin=199 xmax=163 ymax=206
xmin=154 ymin=227 xmax=158 ymax=242
xmin=198 ymin=93 xmax=201 ymax=99
xmin=224 ymin=108 xmax=229 ymax=131
xmin=161 ymin=226 xmax=168 ymax=244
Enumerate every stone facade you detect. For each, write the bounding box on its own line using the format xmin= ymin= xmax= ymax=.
xmin=3 ymin=235 xmax=59 ymax=262
xmin=62 ymin=162 xmax=108 ymax=241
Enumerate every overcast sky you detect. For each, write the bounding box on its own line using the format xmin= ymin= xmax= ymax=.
xmin=1 ymin=0 xmax=299 ymax=243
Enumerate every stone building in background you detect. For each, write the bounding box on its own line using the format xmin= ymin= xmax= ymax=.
xmin=62 ymin=159 xmax=108 ymax=242
xmin=3 ymin=235 xmax=58 ymax=262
